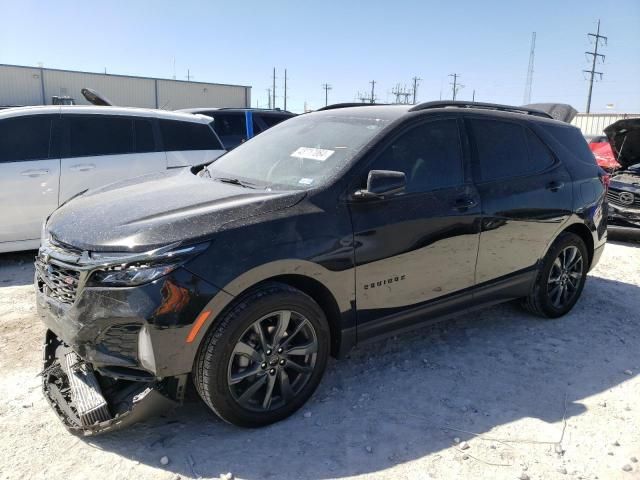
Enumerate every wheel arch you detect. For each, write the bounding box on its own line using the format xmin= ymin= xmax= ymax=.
xmin=188 ymin=260 xmax=355 ymax=369
xmin=560 ymin=222 xmax=595 ymax=268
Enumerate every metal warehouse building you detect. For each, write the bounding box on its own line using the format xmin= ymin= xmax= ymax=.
xmin=0 ymin=64 xmax=251 ymax=110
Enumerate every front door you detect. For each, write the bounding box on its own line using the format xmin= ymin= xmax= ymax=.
xmin=348 ymin=117 xmax=481 ymax=338
xmin=0 ymin=114 xmax=60 ymax=244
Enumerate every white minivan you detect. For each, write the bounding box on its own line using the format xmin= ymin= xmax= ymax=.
xmin=0 ymin=105 xmax=225 ymax=253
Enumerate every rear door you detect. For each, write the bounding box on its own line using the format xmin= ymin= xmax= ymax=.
xmin=159 ymin=119 xmax=225 ymax=167
xmin=59 ymin=115 xmax=166 ymax=203
xmin=467 ymin=117 xmax=573 ymax=284
xmin=0 ymin=113 xmax=61 ymax=244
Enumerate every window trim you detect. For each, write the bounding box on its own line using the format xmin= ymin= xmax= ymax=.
xmin=346 ymin=115 xmax=471 ymax=199
xmin=464 ymin=116 xmax=560 ymax=185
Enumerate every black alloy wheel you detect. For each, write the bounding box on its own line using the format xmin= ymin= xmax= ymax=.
xmin=194 ymin=283 xmax=329 ymax=427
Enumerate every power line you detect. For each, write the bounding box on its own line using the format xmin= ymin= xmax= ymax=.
xmin=449 ymin=73 xmax=463 ymax=100
xmin=321 ymin=83 xmax=332 ymax=106
xmin=523 ymin=32 xmax=536 ymax=104
xmin=583 ymin=19 xmax=607 ymax=113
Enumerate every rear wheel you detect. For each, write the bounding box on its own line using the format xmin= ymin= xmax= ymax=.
xmin=193 ymin=283 xmax=329 ymax=427
xmin=523 ymin=232 xmax=589 ymax=318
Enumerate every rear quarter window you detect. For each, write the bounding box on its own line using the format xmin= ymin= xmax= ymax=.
xmin=542 ymin=124 xmax=597 ymax=166
xmin=159 ymin=120 xmax=223 ymax=151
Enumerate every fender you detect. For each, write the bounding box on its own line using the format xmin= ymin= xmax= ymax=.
xmin=180 ymin=258 xmax=356 ymax=372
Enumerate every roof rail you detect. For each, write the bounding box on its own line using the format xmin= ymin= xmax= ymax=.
xmin=316 ymin=102 xmax=387 ymax=112
xmin=217 ymin=107 xmax=293 ymax=113
xmin=408 ymin=101 xmax=552 ymax=119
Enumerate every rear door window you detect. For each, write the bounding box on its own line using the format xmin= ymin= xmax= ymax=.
xmin=159 ymin=120 xmax=223 ymax=151
xmin=254 ymin=114 xmax=290 ymax=129
xmin=0 ymin=115 xmax=52 ymax=162
xmin=210 ymin=112 xmax=246 ymax=148
xmin=68 ymin=115 xmax=133 ymax=157
xmin=469 ymin=119 xmax=553 ymax=181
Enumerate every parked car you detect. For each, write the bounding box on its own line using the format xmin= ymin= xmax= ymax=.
xmin=0 ymin=105 xmax=225 ymax=253
xmin=36 ymin=101 xmax=607 ymax=434
xmin=179 ymin=107 xmax=295 ymax=150
xmin=604 ymin=118 xmax=640 ymax=229
xmin=585 ymin=134 xmax=621 ymax=171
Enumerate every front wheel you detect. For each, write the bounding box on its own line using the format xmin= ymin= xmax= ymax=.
xmin=523 ymin=232 xmax=589 ymax=318
xmin=193 ymin=283 xmax=330 ymax=427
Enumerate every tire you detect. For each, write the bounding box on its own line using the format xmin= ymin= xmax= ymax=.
xmin=193 ymin=282 xmax=330 ymax=427
xmin=522 ymin=232 xmax=589 ymax=318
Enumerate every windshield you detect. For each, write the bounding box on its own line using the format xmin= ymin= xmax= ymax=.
xmin=205 ymin=113 xmax=391 ymax=190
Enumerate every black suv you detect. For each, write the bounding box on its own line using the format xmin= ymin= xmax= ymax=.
xmin=36 ymin=101 xmax=607 ymax=433
xmin=179 ymin=107 xmax=295 ymax=150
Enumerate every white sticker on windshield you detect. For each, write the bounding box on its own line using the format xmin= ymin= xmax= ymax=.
xmin=290 ymin=147 xmax=334 ymax=162
xmin=298 ymin=178 xmax=314 ymax=185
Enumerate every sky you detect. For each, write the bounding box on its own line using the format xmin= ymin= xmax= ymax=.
xmin=1 ymin=0 xmax=639 ymax=113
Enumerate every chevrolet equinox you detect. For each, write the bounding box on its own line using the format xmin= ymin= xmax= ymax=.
xmin=36 ymin=101 xmax=608 ymax=433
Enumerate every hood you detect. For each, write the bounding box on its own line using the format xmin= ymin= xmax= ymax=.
xmin=604 ymin=118 xmax=640 ymax=170
xmin=47 ymin=169 xmax=305 ymax=252
xmin=521 ymin=103 xmax=578 ymax=123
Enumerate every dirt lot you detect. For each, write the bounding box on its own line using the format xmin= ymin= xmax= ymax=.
xmin=1 ymin=233 xmax=639 ymax=480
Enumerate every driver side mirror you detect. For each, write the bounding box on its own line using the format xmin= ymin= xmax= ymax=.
xmin=353 ymin=170 xmax=406 ymax=200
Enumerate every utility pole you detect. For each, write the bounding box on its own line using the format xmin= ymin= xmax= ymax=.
xmin=412 ymin=76 xmax=421 ymax=104
xmin=369 ymin=80 xmax=376 ymax=104
xmin=267 ymin=88 xmax=272 ymax=109
xmin=449 ymin=73 xmax=463 ymax=100
xmin=186 ymin=69 xmax=191 ymax=81
xmin=284 ymin=69 xmax=288 ymax=111
xmin=321 ymin=83 xmax=332 ymax=106
xmin=523 ymin=32 xmax=536 ymax=104
xmin=472 ymin=90 xmax=476 ymax=102
xmin=272 ymin=67 xmax=276 ymax=109
xmin=583 ymin=20 xmax=607 ymax=113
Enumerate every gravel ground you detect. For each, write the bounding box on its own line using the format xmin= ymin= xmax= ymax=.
xmin=1 ymin=232 xmax=639 ymax=480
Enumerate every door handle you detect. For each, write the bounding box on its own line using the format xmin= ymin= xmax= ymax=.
xmin=546 ymin=181 xmax=565 ymax=192
xmin=453 ymin=197 xmax=478 ymax=211
xmin=69 ymin=163 xmax=96 ymax=172
xmin=20 ymin=169 xmax=50 ymax=177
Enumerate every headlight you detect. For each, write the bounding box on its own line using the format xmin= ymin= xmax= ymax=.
xmin=87 ymin=242 xmax=208 ymax=287
xmin=89 ymin=263 xmax=179 ymax=286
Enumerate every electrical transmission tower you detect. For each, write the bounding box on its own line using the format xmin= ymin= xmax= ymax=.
xmin=356 ymin=80 xmax=377 ymax=103
xmin=321 ymin=83 xmax=332 ymax=106
xmin=392 ymin=83 xmax=412 ymax=104
xmin=523 ymin=32 xmax=536 ymax=104
xmin=583 ymin=20 xmax=607 ymax=113
xmin=449 ymin=73 xmax=463 ymax=100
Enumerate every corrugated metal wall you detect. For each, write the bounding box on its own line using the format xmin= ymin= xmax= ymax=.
xmin=572 ymin=113 xmax=640 ymax=136
xmin=0 ymin=64 xmax=250 ymax=109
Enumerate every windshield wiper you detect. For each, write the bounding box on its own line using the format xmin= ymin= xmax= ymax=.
xmin=213 ymin=177 xmax=257 ymax=189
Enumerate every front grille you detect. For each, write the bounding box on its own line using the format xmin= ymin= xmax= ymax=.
xmin=35 ymin=256 xmax=81 ymax=305
xmin=607 ymin=188 xmax=640 ymax=209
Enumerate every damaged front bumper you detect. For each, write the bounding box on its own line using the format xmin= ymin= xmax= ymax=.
xmin=42 ymin=330 xmax=184 ymax=435
xmin=35 ymin=241 xmax=223 ymax=434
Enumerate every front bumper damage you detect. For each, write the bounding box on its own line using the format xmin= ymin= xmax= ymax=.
xmin=35 ymin=239 xmax=223 ymax=435
xmin=42 ymin=330 xmax=185 ymax=435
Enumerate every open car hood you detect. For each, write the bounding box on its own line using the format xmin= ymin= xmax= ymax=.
xmin=521 ymin=103 xmax=577 ymax=123
xmin=604 ymin=118 xmax=640 ymax=171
